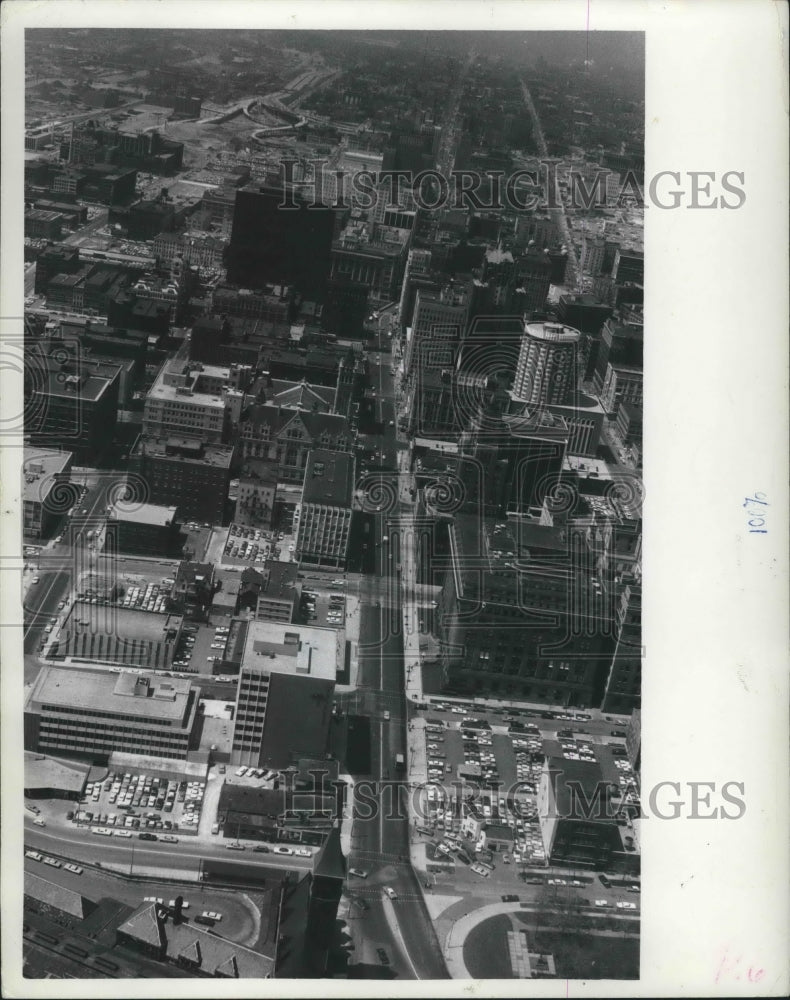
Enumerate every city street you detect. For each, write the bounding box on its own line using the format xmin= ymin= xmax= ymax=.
xmin=341 ymin=350 xmax=449 ymax=978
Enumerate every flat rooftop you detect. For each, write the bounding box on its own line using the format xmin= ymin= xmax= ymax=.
xmin=302 ymin=449 xmax=354 ymax=508
xmin=24 ymin=752 xmax=90 ymax=793
xmin=67 ymin=601 xmax=184 ymax=643
xmin=242 ymin=621 xmax=339 ymax=682
xmin=135 ymin=437 xmax=234 ymax=468
xmin=23 ymin=448 xmax=73 ymax=503
xmin=111 ymin=503 xmax=178 ymax=527
xmin=26 ymin=665 xmax=197 ymax=722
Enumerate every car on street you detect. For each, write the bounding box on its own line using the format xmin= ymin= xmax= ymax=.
xmin=273 ymin=845 xmax=293 ymax=855
xmin=616 ymin=901 xmax=637 ymax=910
xmin=63 ymin=863 xmax=83 ymax=874
xmin=225 ymin=842 xmax=245 ymax=851
xmin=348 ymin=868 xmax=368 ymax=878
xmin=254 ymin=844 xmax=270 ymax=852
xmin=25 ymin=850 xmax=43 ymax=862
xmin=471 ymin=864 xmax=490 ymax=877
xmin=377 ymin=948 xmax=390 ymax=965
xmin=383 ymin=886 xmax=398 ymax=899
xmin=594 ymin=899 xmax=610 ymax=907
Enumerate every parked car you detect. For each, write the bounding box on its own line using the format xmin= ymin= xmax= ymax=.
xmin=348 ymin=868 xmax=368 ymax=879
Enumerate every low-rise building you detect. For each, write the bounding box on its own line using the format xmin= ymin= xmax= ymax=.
xmin=235 ymin=459 xmax=278 ymax=528
xmin=24 ymin=667 xmax=200 ymax=763
xmin=22 ymin=447 xmax=74 ymax=540
xmin=237 ymin=561 xmax=299 ymax=624
xmin=107 ymin=503 xmax=182 ymax=556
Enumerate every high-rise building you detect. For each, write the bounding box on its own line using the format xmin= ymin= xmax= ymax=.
xmin=439 ymin=515 xmax=616 ymax=705
xmin=512 ymin=321 xmax=581 ymax=407
xmin=226 ymin=185 xmax=336 ymax=301
xmin=231 ymin=621 xmax=338 ymax=769
xmin=581 ymin=234 xmax=605 ymax=276
xmin=24 ymin=346 xmax=121 ymax=464
xmin=130 ymin=436 xmax=235 ymax=526
xmin=601 ymin=583 xmax=642 ymax=714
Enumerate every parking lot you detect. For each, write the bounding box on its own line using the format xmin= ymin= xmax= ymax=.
xmin=221 ymin=523 xmax=295 ymax=566
xmin=171 ymin=620 xmax=234 ymax=674
xmin=411 ymin=701 xmax=640 ymax=880
xmin=73 ymin=768 xmax=208 ymax=838
xmin=298 ymin=588 xmax=346 ymax=629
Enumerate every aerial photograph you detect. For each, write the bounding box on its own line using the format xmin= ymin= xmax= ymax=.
xmin=19 ymin=26 xmax=644 ymax=981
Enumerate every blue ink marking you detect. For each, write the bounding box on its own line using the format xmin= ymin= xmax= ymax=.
xmin=743 ymin=493 xmax=768 ymax=533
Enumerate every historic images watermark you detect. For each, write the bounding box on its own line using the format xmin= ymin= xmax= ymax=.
xmin=278 ymin=159 xmax=746 ymax=213
xmin=277 ymin=769 xmax=747 ymax=824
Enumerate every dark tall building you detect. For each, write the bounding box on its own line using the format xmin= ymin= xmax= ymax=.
xmin=25 ymin=345 xmax=121 ymax=464
xmin=130 ymin=436 xmax=235 ymax=525
xmin=226 ymin=185 xmax=336 ymax=301
xmin=304 ymin=821 xmax=346 ymax=976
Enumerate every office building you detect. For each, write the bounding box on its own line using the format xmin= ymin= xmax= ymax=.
xmin=130 ymin=437 xmax=235 ymax=526
xmin=612 ymin=247 xmax=644 ymax=286
xmin=197 ymin=186 xmax=237 ymax=236
xmin=107 ymin=503 xmax=182 ymax=557
xmin=512 ymin=321 xmax=581 ymax=408
xmin=22 ymin=448 xmax=74 ymax=540
xmin=24 ymin=209 xmax=64 ymax=241
xmin=601 ymin=583 xmax=642 ymax=714
xmin=591 ymin=310 xmax=643 ymax=394
xmin=403 ymin=284 xmax=472 ymax=423
xmin=459 ymin=405 xmax=570 ymax=517
xmin=231 ymin=621 xmax=339 ymax=769
xmin=438 ymin=515 xmax=615 ymax=705
xmin=538 ymin=757 xmax=640 ymax=873
xmin=226 ymin=185 xmax=335 ymax=300
xmin=581 ymin=234 xmax=605 ymax=276
xmin=296 ymin=450 xmax=355 ymax=569
xmin=24 ymin=667 xmax=200 ymax=763
xmin=24 ymin=346 xmax=121 ymax=464
xmin=142 ymin=358 xmax=248 ymax=445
